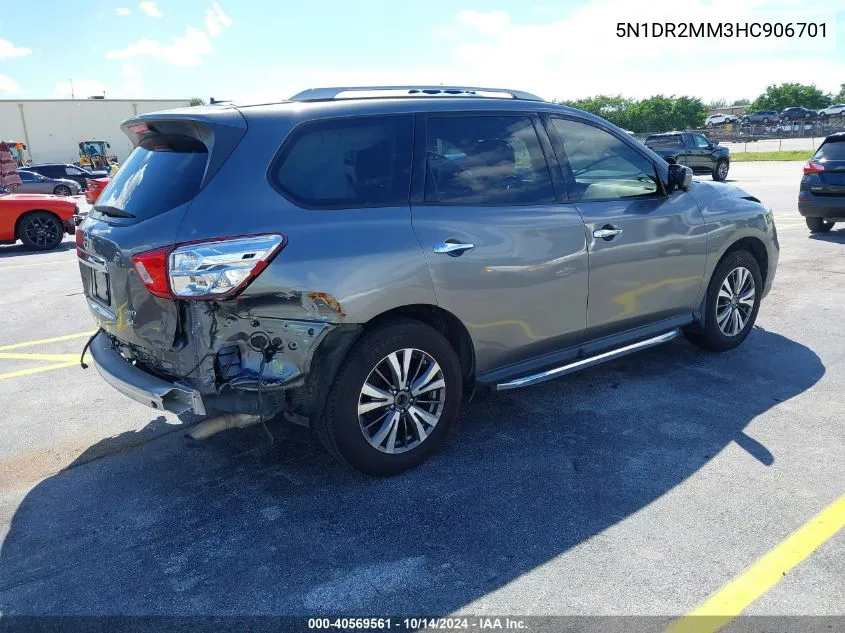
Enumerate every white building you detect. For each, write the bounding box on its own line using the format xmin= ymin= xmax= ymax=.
xmin=0 ymin=98 xmax=192 ymax=165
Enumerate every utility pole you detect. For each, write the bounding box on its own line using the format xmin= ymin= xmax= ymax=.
xmin=70 ymin=78 xmax=75 ymax=99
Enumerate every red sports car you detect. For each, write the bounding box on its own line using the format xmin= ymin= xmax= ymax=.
xmin=85 ymin=177 xmax=110 ymax=205
xmin=0 ymin=193 xmax=79 ymax=250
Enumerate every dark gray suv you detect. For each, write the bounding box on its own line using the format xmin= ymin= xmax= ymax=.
xmin=77 ymin=86 xmax=779 ymax=475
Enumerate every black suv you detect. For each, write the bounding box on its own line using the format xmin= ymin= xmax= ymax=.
xmin=25 ymin=163 xmax=108 ymax=190
xmin=780 ymin=107 xmax=817 ymax=122
xmin=644 ymin=132 xmax=731 ymax=181
xmin=799 ymin=132 xmax=845 ymax=233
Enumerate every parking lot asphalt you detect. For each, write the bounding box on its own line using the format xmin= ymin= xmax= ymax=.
xmin=0 ymin=163 xmax=842 ymax=624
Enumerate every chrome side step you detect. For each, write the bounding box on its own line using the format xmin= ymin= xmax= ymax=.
xmin=495 ymin=330 xmax=679 ymax=391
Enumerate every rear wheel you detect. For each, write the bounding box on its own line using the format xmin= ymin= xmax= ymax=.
xmin=18 ymin=211 xmax=63 ymax=250
xmin=806 ymin=217 xmax=834 ymax=233
xmin=316 ymin=320 xmax=462 ymax=476
xmin=713 ymin=159 xmax=729 ymax=181
xmin=684 ymin=250 xmax=762 ymax=352
xmin=53 ymin=185 xmax=72 ymax=196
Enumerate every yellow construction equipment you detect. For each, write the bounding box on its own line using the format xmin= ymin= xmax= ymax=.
xmin=78 ymin=140 xmax=115 ymax=171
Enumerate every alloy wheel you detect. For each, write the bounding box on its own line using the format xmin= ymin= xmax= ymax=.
xmin=54 ymin=185 xmax=72 ymax=196
xmin=24 ymin=216 xmax=61 ymax=248
xmin=716 ymin=266 xmax=756 ymax=337
xmin=717 ymin=162 xmax=729 ymax=179
xmin=358 ymin=348 xmax=446 ymax=454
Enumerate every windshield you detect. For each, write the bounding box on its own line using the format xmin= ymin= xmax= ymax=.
xmin=817 ymin=141 xmax=845 ymax=161
xmin=94 ymin=136 xmax=208 ymax=220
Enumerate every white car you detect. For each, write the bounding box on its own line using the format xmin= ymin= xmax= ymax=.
xmin=819 ymin=104 xmax=845 ymax=118
xmin=705 ymin=113 xmax=737 ymax=127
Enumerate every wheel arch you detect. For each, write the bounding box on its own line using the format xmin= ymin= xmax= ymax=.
xmin=694 ymin=235 xmax=769 ymax=328
xmin=287 ymin=303 xmax=476 ymax=428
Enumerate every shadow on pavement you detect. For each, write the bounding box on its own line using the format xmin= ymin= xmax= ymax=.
xmin=809 ymin=227 xmax=845 ymax=243
xmin=0 ymin=328 xmax=824 ymax=623
xmin=0 ymin=240 xmax=76 ymax=260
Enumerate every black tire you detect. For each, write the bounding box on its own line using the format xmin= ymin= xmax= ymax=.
xmin=316 ymin=319 xmax=462 ymax=476
xmin=712 ymin=159 xmax=729 ymax=181
xmin=18 ymin=211 xmax=64 ymax=251
xmin=684 ymin=249 xmax=762 ymax=353
xmin=806 ymin=217 xmax=834 ymax=233
xmin=53 ymin=185 xmax=72 ymax=196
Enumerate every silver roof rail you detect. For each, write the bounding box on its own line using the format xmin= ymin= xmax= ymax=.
xmin=289 ymin=85 xmax=545 ymax=102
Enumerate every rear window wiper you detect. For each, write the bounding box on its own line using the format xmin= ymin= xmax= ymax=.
xmin=93 ymin=205 xmax=136 ymax=218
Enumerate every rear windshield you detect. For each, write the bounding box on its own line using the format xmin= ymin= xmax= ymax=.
xmin=646 ymin=135 xmax=682 ymax=148
xmin=94 ymin=136 xmax=207 ymax=220
xmin=816 ymin=140 xmax=845 ymax=161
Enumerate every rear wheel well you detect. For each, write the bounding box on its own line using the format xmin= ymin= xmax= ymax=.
xmin=364 ymin=305 xmax=475 ymax=382
xmin=14 ymin=210 xmax=63 ymax=241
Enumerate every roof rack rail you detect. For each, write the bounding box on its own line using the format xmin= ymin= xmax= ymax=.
xmin=288 ymin=85 xmax=545 ymax=103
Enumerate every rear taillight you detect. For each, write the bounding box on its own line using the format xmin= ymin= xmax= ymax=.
xmin=804 ymin=159 xmax=825 ymax=174
xmin=132 ymin=234 xmax=286 ymax=300
xmin=132 ymin=246 xmax=173 ymax=298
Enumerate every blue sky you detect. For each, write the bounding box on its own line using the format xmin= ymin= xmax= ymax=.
xmin=0 ymin=0 xmax=842 ymax=103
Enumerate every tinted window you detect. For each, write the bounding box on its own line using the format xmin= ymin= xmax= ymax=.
xmin=274 ymin=115 xmax=412 ymax=208
xmin=94 ymin=136 xmax=208 ymax=220
xmin=646 ymin=135 xmax=682 ymax=149
xmin=693 ymin=134 xmax=710 ymax=148
xmin=817 ymin=141 xmax=845 ymax=160
xmin=552 ymin=118 xmax=659 ymax=201
xmin=65 ymin=166 xmax=84 ymax=176
xmin=424 ymin=115 xmax=554 ymax=205
xmin=18 ymin=171 xmax=35 ymax=182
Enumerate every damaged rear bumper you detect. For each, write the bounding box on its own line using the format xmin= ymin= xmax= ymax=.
xmin=89 ymin=331 xmax=207 ymax=415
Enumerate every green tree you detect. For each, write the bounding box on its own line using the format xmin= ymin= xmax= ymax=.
xmin=707 ymin=99 xmax=728 ymax=109
xmin=731 ymin=98 xmax=750 ymax=106
xmin=748 ymin=83 xmax=830 ymax=112
xmin=189 ymin=97 xmax=206 ymax=106
xmin=556 ymin=95 xmax=634 ymax=130
xmin=834 ymin=83 xmax=845 ymax=102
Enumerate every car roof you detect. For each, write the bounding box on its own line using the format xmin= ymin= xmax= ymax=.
xmin=824 ymin=132 xmax=845 ymax=142
xmin=646 ymin=131 xmax=701 ymax=136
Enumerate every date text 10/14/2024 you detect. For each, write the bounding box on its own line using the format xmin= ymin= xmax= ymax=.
xmin=308 ymin=617 xmax=528 ymax=630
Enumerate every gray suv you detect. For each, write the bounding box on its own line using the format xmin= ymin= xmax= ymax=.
xmin=77 ymin=86 xmax=779 ymax=476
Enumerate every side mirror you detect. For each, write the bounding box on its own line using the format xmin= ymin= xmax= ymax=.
xmin=668 ymin=163 xmax=693 ymax=192
xmin=712 ymin=140 xmax=719 ymax=146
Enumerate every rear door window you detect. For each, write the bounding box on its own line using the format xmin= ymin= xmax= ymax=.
xmin=93 ymin=136 xmax=208 ymax=220
xmin=273 ymin=115 xmax=413 ymax=208
xmin=423 ymin=115 xmax=555 ymax=205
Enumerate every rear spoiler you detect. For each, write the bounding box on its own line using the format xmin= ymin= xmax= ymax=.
xmin=120 ymin=106 xmax=248 ymax=190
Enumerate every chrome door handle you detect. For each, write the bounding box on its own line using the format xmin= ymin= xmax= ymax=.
xmin=433 ymin=241 xmax=475 ymax=256
xmin=593 ymin=227 xmax=622 ymax=240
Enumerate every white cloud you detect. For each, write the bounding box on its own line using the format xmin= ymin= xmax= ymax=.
xmin=106 ymin=26 xmax=213 ymax=66
xmin=455 ymin=10 xmax=510 ymax=36
xmin=139 ymin=1 xmax=162 ymax=18
xmin=116 ymin=7 xmax=131 ymax=16
xmin=120 ymin=64 xmax=143 ymax=96
xmin=0 ymin=38 xmax=32 ymax=60
xmin=205 ymin=2 xmax=231 ymax=37
xmin=54 ymin=79 xmax=110 ymax=99
xmin=430 ymin=0 xmax=841 ymax=102
xmin=0 ymin=74 xmax=22 ymax=94
xmin=106 ymin=3 xmax=229 ymax=68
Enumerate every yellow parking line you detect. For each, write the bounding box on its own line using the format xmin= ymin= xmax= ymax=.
xmin=666 ymin=495 xmax=845 ymax=633
xmin=0 ymin=361 xmax=79 ymax=381
xmin=0 ymin=332 xmax=93 ymax=351
xmin=0 ymin=259 xmax=75 ymax=271
xmin=0 ymin=352 xmax=82 ymax=362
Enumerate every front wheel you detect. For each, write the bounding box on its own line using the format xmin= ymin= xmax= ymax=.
xmin=684 ymin=250 xmax=762 ymax=353
xmin=53 ymin=184 xmax=72 ymax=196
xmin=713 ymin=159 xmax=729 ymax=181
xmin=316 ymin=320 xmax=462 ymax=476
xmin=18 ymin=211 xmax=64 ymax=250
xmin=806 ymin=217 xmax=834 ymax=233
